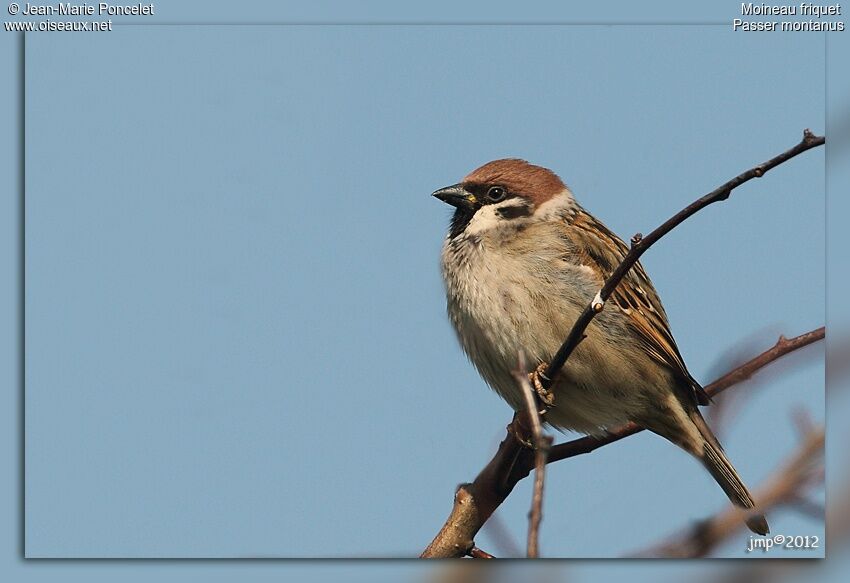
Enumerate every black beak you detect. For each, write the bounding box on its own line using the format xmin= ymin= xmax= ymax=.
xmin=432 ymin=184 xmax=477 ymax=210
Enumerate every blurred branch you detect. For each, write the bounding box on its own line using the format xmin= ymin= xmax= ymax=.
xmin=420 ymin=327 xmax=824 ymax=558
xmin=787 ymin=495 xmax=825 ymax=521
xmin=634 ymin=425 xmax=824 ymax=558
xmin=480 ymin=512 xmax=522 ymax=558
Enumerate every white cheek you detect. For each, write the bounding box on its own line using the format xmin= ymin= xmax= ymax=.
xmin=463 ymin=206 xmax=503 ymax=236
xmin=463 ymin=199 xmax=535 ymax=237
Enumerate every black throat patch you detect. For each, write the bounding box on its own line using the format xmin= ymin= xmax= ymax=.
xmin=449 ymin=208 xmax=474 ymax=239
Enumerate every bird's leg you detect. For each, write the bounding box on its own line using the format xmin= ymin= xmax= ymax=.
xmin=529 ymin=362 xmax=556 ymax=410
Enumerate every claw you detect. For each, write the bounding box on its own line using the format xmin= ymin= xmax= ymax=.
xmin=529 ymin=362 xmax=556 ymax=408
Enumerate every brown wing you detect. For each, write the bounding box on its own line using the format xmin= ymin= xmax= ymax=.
xmin=566 ymin=209 xmax=709 ymax=405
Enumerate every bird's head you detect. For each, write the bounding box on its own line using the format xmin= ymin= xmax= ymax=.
xmin=432 ymin=159 xmax=573 ymax=239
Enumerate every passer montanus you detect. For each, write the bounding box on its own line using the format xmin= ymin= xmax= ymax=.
xmin=434 ymin=158 xmax=768 ymax=535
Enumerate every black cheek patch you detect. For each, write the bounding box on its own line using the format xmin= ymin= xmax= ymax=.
xmin=496 ymin=203 xmax=533 ymax=220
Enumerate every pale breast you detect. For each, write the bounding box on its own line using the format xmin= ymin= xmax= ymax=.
xmin=441 ymin=223 xmax=587 ymax=407
xmin=440 ymin=221 xmax=657 ymax=434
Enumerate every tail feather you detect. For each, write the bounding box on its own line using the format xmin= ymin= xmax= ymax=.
xmin=691 ymin=411 xmax=769 ymax=535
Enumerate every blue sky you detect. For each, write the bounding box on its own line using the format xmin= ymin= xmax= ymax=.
xmin=22 ymin=24 xmax=824 ymax=558
xmin=2 ymin=0 xmax=847 ymax=580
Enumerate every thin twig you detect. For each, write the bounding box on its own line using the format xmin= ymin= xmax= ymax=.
xmin=467 ymin=546 xmax=495 ymax=559
xmin=541 ymin=129 xmax=825 ymax=388
xmin=514 ymin=363 xmax=553 ymax=558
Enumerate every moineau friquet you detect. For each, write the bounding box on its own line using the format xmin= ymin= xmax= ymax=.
xmin=433 ymin=158 xmax=768 ymax=535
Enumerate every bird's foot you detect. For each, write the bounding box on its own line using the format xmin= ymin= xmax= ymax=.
xmin=529 ymin=362 xmax=555 ymax=410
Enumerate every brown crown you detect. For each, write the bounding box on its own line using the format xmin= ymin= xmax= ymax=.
xmin=462 ymin=159 xmax=567 ymax=205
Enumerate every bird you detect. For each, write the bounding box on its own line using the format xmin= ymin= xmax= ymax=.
xmin=433 ymin=158 xmax=768 ymax=535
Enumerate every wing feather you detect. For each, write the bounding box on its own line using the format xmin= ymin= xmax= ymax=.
xmin=565 ymin=209 xmax=709 ymax=405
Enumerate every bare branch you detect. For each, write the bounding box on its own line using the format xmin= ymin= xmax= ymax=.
xmin=514 ymin=367 xmax=553 ymax=558
xmin=541 ymin=130 xmax=825 ymax=387
xmin=420 ymin=327 xmax=824 ymax=557
xmin=547 ymin=327 xmax=824 ymax=464
xmin=422 ymin=130 xmax=825 ymax=559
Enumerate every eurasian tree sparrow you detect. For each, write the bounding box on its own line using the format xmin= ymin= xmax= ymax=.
xmin=434 ymin=158 xmax=768 ymax=535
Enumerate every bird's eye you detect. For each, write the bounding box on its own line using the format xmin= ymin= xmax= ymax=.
xmin=486 ymin=186 xmax=506 ymax=202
